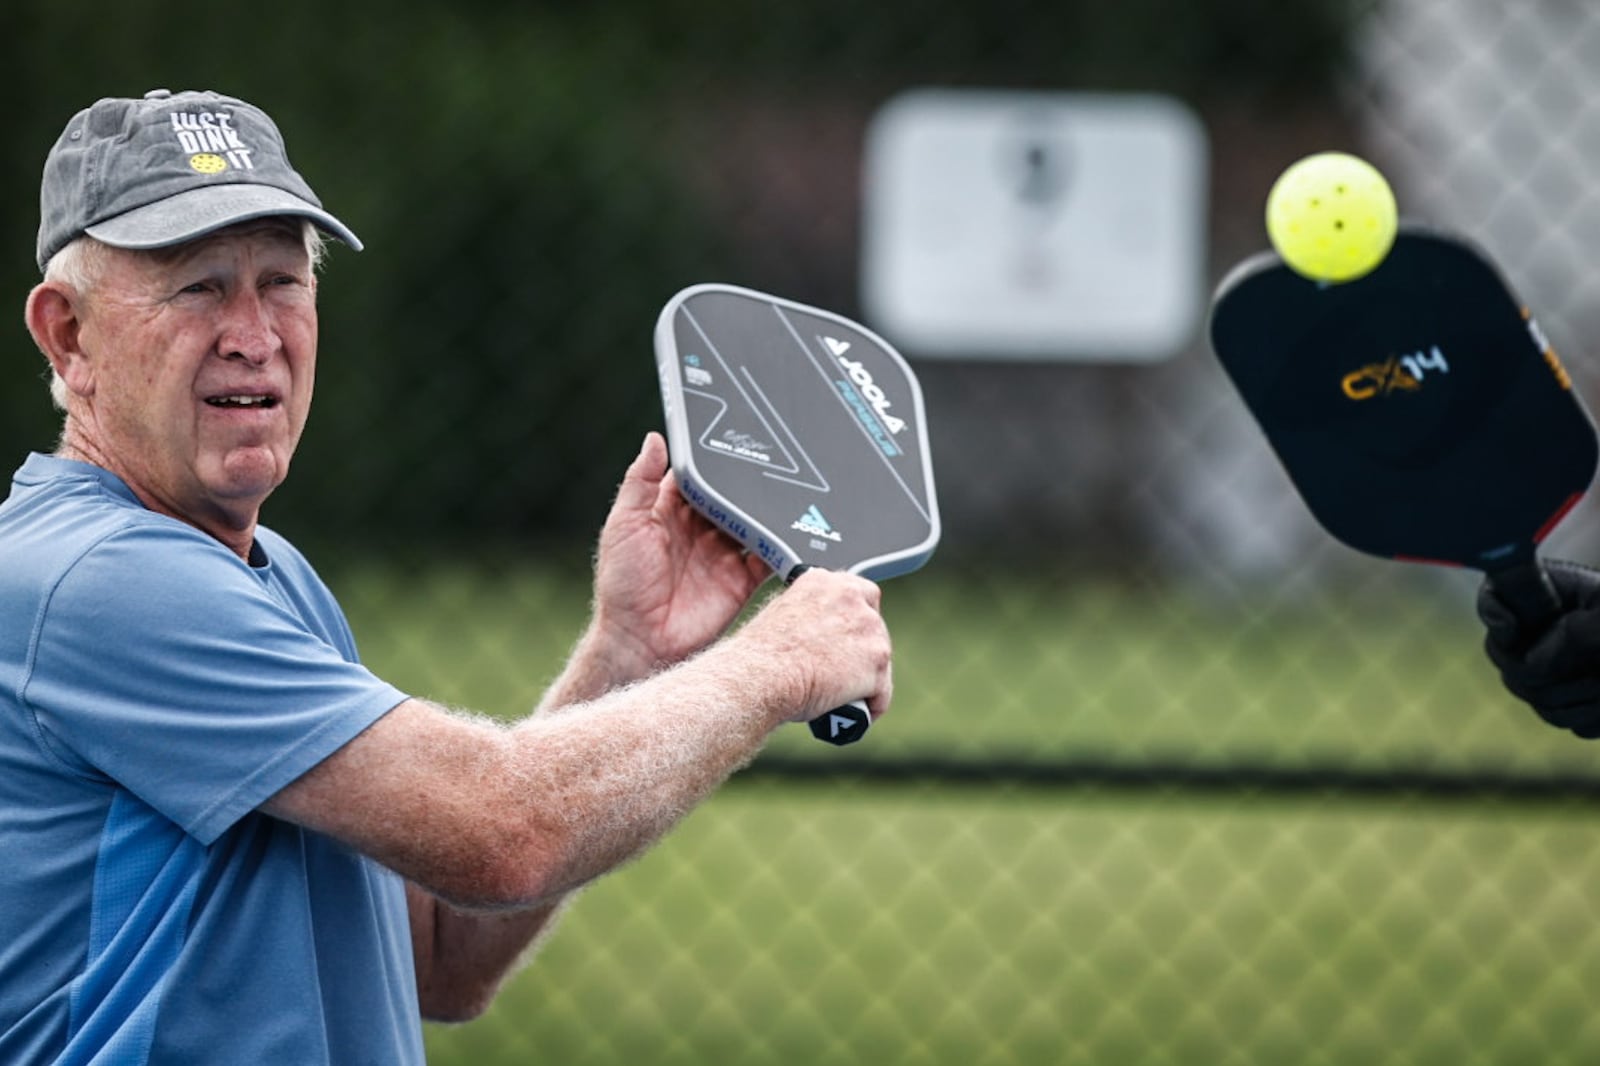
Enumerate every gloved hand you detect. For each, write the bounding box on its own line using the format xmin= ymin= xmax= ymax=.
xmin=1477 ymin=559 xmax=1600 ymax=739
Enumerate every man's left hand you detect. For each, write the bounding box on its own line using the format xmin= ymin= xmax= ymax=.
xmin=590 ymin=432 xmax=771 ymax=675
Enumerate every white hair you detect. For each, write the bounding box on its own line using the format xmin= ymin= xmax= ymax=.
xmin=38 ymin=219 xmax=327 ymax=410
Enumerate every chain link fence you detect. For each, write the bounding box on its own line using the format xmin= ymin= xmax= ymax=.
xmin=10 ymin=0 xmax=1600 ymax=1062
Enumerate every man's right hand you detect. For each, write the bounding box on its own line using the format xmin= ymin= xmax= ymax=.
xmin=733 ymin=567 xmax=893 ymax=726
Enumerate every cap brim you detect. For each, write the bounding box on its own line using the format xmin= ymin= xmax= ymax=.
xmin=85 ymin=184 xmax=362 ymax=253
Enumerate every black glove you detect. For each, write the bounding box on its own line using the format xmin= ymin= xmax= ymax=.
xmin=1477 ymin=559 xmax=1600 ymax=739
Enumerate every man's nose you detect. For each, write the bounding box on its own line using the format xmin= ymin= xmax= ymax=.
xmin=217 ymin=290 xmax=278 ymax=364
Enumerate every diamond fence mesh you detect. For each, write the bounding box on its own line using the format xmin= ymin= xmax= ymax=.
xmin=9 ymin=0 xmax=1600 ymax=1062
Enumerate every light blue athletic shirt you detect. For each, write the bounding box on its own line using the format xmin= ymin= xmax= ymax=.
xmin=0 ymin=454 xmax=423 ymax=1064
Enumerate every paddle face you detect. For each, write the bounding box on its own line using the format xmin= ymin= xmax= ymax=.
xmin=655 ymin=283 xmax=940 ymax=582
xmin=1209 ymin=225 xmax=1597 ymax=574
xmin=655 ymin=283 xmax=940 ymax=747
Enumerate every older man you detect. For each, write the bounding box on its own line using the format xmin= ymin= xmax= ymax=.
xmin=0 ymin=89 xmax=892 ymax=1064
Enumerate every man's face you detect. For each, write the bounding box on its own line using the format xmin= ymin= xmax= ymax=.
xmin=71 ymin=222 xmax=318 ymax=540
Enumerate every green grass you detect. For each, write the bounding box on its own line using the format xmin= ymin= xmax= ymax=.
xmin=325 ymin=557 xmax=1600 ymax=1064
xmin=420 ymin=788 xmax=1600 ymax=1065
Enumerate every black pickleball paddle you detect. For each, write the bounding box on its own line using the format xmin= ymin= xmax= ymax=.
xmin=1210 ymin=223 xmax=1598 ymax=630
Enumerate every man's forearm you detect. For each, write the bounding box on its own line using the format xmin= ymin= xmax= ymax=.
xmin=406 ymin=616 xmax=642 ymax=1015
xmin=535 ymin=615 xmax=662 ymax=715
xmin=406 ymin=608 xmax=746 ymax=1014
xmin=407 ymin=882 xmax=572 ymax=1023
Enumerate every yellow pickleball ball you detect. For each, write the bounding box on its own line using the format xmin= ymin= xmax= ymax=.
xmin=1265 ymin=151 xmax=1398 ymax=283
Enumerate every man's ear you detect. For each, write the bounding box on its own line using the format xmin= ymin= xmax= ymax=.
xmin=25 ymin=282 xmax=94 ymax=399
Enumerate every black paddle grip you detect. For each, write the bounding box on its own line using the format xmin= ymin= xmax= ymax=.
xmin=786 ymin=564 xmax=872 ymax=746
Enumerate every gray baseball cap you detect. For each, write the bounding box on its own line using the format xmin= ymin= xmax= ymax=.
xmin=36 ymin=88 xmax=361 ymax=272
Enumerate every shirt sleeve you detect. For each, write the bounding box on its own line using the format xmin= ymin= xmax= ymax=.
xmin=22 ymin=522 xmax=409 ymax=845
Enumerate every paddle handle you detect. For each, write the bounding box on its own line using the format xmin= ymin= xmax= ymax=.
xmin=786 ymin=564 xmax=872 ymax=747
xmin=1487 ymin=557 xmax=1563 ymax=636
xmin=808 ymin=700 xmax=871 ymax=746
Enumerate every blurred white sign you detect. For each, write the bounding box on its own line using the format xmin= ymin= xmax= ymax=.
xmin=860 ymin=88 xmax=1208 ymax=362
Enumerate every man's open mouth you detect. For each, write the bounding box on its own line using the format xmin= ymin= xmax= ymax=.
xmin=206 ymin=395 xmax=279 ymax=408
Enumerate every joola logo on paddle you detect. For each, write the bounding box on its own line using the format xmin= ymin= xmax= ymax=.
xmin=833 ymin=350 xmax=907 ymax=434
xmin=792 ymin=505 xmax=841 ymax=542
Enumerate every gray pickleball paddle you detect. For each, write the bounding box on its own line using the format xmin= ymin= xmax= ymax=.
xmin=655 ymin=283 xmax=940 ymax=745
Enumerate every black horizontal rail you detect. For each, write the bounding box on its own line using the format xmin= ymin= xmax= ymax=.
xmin=741 ymin=755 xmax=1600 ymax=805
